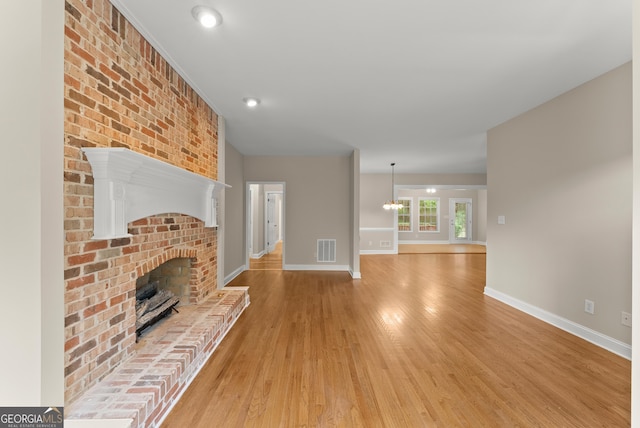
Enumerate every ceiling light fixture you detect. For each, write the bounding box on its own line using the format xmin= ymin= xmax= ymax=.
xmin=426 ymin=188 xmax=436 ymax=194
xmin=191 ymin=5 xmax=222 ymax=28
xmin=243 ymin=97 xmax=260 ymax=108
xmin=383 ymin=163 xmax=403 ymax=210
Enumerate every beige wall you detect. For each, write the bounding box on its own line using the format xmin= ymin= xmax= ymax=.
xmin=0 ymin=0 xmax=64 ymax=405
xmin=397 ymin=174 xmax=487 ymax=186
xmin=487 ymin=62 xmax=632 ymax=345
xmin=477 ymin=189 xmax=487 ymax=242
xmin=224 ymin=142 xmax=246 ymax=279
xmin=244 ymin=156 xmax=353 ymax=267
xmin=350 ymin=150 xmax=361 ymax=277
xmin=361 ymin=174 xmax=396 ymax=229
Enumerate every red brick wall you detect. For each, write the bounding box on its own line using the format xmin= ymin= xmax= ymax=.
xmin=64 ymin=0 xmax=219 ymax=403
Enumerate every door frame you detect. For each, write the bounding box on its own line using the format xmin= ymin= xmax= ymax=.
xmin=449 ymin=198 xmax=473 ymax=243
xmin=248 ymin=184 xmax=256 ymax=258
xmin=245 ymin=181 xmax=286 ymax=270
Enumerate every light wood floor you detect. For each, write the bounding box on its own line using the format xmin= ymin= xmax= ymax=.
xmin=398 ymin=243 xmax=486 ymax=254
xmin=249 ymin=241 xmax=283 ymax=270
xmin=161 ymin=253 xmax=630 ymax=427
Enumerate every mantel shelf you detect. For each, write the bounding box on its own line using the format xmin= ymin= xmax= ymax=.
xmin=82 ymin=148 xmax=230 ymax=240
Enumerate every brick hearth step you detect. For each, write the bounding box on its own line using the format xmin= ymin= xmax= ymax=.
xmin=66 ymin=287 xmax=250 ymax=428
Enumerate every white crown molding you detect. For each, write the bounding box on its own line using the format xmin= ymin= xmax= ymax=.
xmin=83 ymin=148 xmax=230 ymax=240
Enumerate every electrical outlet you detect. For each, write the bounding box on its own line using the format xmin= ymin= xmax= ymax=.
xmin=584 ymin=299 xmax=595 ymax=315
xmin=621 ymin=311 xmax=632 ymax=327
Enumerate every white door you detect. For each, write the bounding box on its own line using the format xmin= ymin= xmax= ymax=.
xmin=449 ymin=198 xmax=473 ymax=243
xmin=248 ymin=186 xmax=254 ymax=258
xmin=266 ymin=193 xmax=279 ymax=253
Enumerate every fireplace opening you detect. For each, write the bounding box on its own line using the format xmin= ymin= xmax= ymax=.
xmin=135 ymin=257 xmax=193 ymax=338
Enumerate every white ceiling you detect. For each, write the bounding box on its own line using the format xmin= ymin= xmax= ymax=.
xmin=111 ymin=0 xmax=631 ymax=174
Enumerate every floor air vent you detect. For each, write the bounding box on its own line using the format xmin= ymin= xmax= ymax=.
xmin=317 ymin=239 xmax=336 ymax=262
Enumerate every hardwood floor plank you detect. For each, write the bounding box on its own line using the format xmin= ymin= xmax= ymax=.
xmin=161 ymin=254 xmax=630 ymax=427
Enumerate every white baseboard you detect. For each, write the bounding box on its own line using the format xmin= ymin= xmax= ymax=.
xmin=250 ymin=250 xmax=265 ymax=259
xmin=360 ymin=249 xmax=397 ymax=255
xmin=284 ymin=264 xmax=350 ymax=272
xmin=226 ymin=264 xmax=357 ymax=280
xmin=484 ymin=287 xmax=631 ymax=360
xmin=398 ymin=239 xmax=450 ymax=245
xmin=398 ymin=240 xmax=487 ymax=245
xmin=224 ymin=265 xmax=245 ymax=286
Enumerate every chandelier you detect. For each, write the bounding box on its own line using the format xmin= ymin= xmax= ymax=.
xmin=383 ymin=162 xmax=403 ymax=210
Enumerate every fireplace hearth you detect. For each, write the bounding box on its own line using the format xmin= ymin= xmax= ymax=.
xmin=66 ymin=287 xmax=251 ymax=428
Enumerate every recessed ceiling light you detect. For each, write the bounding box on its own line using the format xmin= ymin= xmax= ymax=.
xmin=191 ymin=5 xmax=222 ymax=28
xmin=243 ymin=97 xmax=260 ymax=108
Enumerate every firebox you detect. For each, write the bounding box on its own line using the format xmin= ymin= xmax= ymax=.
xmin=135 ymin=257 xmax=193 ymax=338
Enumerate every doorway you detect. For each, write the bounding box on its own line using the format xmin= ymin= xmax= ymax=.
xmin=449 ymin=198 xmax=473 ymax=243
xmin=265 ymin=191 xmax=282 ymax=253
xmin=246 ymin=182 xmax=285 ymax=270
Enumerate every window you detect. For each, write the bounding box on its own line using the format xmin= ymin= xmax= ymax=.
xmin=419 ymin=198 xmax=439 ymax=232
xmin=397 ymin=198 xmax=412 ymax=231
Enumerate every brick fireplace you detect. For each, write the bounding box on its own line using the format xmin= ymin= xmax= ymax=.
xmin=63 ymin=0 xmax=225 ymax=405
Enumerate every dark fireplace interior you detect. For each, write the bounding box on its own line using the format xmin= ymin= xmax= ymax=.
xmin=135 ymin=257 xmax=192 ymax=338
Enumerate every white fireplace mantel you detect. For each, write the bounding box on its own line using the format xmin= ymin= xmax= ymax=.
xmin=82 ymin=147 xmax=230 ymax=240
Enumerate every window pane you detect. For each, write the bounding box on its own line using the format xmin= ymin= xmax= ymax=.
xmin=419 ymin=198 xmax=439 ymax=232
xmin=398 ymin=199 xmax=412 ymax=232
